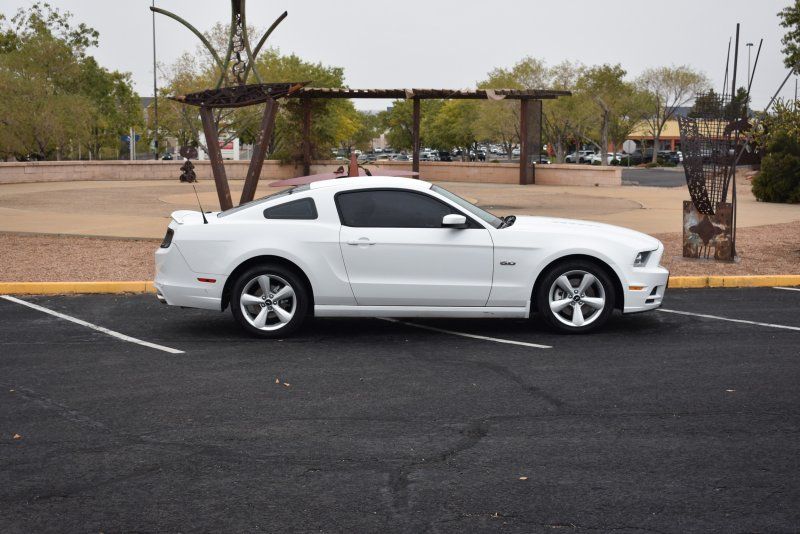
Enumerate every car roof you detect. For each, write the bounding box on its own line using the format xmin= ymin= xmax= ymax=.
xmin=309 ymin=176 xmax=433 ymax=192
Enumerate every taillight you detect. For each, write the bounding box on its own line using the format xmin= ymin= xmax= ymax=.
xmin=160 ymin=228 xmax=174 ymax=248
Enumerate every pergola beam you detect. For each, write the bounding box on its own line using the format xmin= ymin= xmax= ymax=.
xmin=302 ymin=97 xmax=312 ymax=176
xmin=412 ymin=98 xmax=421 ymax=176
xmin=199 ymin=106 xmax=233 ymax=211
xmin=518 ymin=99 xmax=542 ymax=185
xmin=240 ymin=97 xmax=278 ymax=204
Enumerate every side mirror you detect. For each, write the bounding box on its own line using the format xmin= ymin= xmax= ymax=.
xmin=442 ymin=213 xmax=468 ymax=229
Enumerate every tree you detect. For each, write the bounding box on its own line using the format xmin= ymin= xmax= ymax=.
xmin=636 ymin=66 xmax=709 ymax=162
xmin=379 ymin=99 xmax=443 ymax=151
xmin=0 ymin=3 xmax=141 ymax=160
xmin=155 ymin=18 xmax=360 ymax=163
xmin=476 ymin=57 xmax=550 ymax=160
xmin=779 ymin=0 xmax=800 ymax=70
xmin=576 ymin=64 xmax=649 ymax=165
xmin=427 ymin=100 xmax=480 ymax=158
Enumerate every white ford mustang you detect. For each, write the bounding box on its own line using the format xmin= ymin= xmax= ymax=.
xmin=155 ymin=176 xmax=668 ymax=337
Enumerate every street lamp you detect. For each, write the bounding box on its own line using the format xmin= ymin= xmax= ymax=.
xmin=152 ymin=0 xmax=159 ymax=160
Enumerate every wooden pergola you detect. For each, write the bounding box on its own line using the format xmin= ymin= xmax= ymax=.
xmin=180 ymin=85 xmax=570 ymax=211
xmin=289 ymin=87 xmax=571 ymax=187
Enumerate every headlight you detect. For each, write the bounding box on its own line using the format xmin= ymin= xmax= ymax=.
xmin=160 ymin=228 xmax=174 ymax=249
xmin=633 ymin=250 xmax=651 ymax=267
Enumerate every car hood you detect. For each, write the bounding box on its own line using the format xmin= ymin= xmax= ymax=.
xmin=507 ymin=216 xmax=661 ymax=250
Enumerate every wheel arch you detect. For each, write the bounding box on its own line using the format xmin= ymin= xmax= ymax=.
xmin=530 ymin=254 xmax=624 ymax=312
xmin=221 ymin=255 xmax=315 ymax=312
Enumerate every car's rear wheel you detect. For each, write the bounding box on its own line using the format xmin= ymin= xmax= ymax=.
xmin=535 ymin=260 xmax=616 ymax=334
xmin=231 ymin=264 xmax=309 ymax=338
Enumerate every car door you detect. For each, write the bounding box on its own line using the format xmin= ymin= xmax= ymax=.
xmin=337 ymin=189 xmax=494 ymax=307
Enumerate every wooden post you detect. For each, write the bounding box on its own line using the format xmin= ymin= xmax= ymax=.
xmin=412 ymin=97 xmax=420 ymax=177
xmin=518 ymin=99 xmax=542 ymax=185
xmin=301 ymin=97 xmax=312 ymax=176
xmin=240 ymin=97 xmax=278 ymax=204
xmin=199 ymin=106 xmax=233 ymax=211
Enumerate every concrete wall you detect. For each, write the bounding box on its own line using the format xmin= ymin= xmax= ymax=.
xmin=0 ymin=160 xmax=621 ymax=187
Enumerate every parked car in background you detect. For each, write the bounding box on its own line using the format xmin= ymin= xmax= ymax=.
xmin=565 ymin=150 xmax=595 ymax=163
xmin=587 ymin=152 xmax=623 ymax=165
xmin=658 ymin=151 xmax=681 ymax=165
xmin=155 ymin=176 xmax=668 ymax=337
xmin=162 ymin=153 xmax=173 ymax=160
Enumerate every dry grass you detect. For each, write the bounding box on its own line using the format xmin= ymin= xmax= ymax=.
xmin=1 ymin=221 xmax=798 ymax=282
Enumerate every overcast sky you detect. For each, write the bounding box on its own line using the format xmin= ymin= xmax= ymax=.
xmin=4 ymin=0 xmax=798 ymax=111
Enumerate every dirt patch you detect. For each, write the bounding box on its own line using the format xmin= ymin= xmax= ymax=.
xmin=655 ymin=220 xmax=800 ymax=275
xmin=0 ymin=233 xmax=159 ymax=281
xmin=0 ymin=221 xmax=798 ymax=283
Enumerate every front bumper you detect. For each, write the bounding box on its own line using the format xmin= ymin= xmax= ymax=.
xmin=622 ymin=266 xmax=670 ymax=314
xmin=154 ymin=243 xmax=225 ymax=311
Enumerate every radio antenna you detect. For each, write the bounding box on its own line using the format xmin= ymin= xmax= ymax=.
xmin=192 ymin=184 xmax=209 ymax=224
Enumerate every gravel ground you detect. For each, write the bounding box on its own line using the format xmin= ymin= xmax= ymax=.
xmin=0 ymin=233 xmax=159 ymax=281
xmin=0 ymin=221 xmax=798 ymax=282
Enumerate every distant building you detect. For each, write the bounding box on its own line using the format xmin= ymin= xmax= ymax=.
xmin=626 ymin=106 xmax=692 ymax=152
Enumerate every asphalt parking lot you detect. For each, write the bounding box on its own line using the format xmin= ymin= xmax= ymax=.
xmin=1 ymin=287 xmax=799 ymax=532
xmin=621 ymin=167 xmax=685 ymax=187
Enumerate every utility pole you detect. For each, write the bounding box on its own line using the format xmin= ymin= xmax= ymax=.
xmin=746 ymin=42 xmax=753 ymax=89
xmin=152 ymin=0 xmax=159 ymax=160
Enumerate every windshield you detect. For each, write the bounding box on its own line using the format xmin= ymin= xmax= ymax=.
xmin=431 ymin=185 xmax=503 ymax=229
xmin=217 ymin=184 xmax=310 ymax=218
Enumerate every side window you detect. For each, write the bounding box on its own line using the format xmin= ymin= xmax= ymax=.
xmin=337 ymin=190 xmax=459 ymax=228
xmin=263 ymin=198 xmax=317 ymax=220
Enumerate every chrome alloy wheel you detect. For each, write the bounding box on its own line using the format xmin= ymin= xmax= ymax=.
xmin=239 ymin=274 xmax=296 ymax=331
xmin=547 ymin=269 xmax=606 ymax=328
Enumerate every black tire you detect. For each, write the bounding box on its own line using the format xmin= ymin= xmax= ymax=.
xmin=535 ymin=259 xmax=616 ymax=334
xmin=231 ymin=263 xmax=310 ymax=338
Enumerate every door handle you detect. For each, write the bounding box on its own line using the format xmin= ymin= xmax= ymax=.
xmin=347 ymin=238 xmax=375 ymax=246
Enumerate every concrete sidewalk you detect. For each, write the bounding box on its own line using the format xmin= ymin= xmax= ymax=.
xmin=0 ymin=177 xmax=798 ymax=238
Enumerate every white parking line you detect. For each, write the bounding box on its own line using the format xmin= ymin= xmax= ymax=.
xmin=1 ymin=295 xmax=184 ymax=354
xmin=774 ymin=286 xmax=800 ymax=292
xmin=658 ymin=308 xmax=800 ymax=332
xmin=379 ymin=318 xmax=552 ymax=349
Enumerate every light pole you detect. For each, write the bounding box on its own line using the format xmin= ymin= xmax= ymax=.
xmin=152 ymin=0 xmax=159 ymax=160
xmin=746 ymin=42 xmax=753 ymax=89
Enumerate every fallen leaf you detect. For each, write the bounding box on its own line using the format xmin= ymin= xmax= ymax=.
xmin=275 ymin=378 xmax=280 ymax=384
xmin=9 ymin=389 xmax=14 ymax=393
xmin=13 ymin=433 xmax=22 ymax=440
xmin=519 ymin=476 xmax=528 ymax=481
xmin=725 ymin=389 xmax=735 ymax=393
xmin=283 ymin=382 xmax=291 ymax=388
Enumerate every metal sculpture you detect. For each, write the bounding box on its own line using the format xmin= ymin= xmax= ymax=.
xmin=151 ymin=1 xmax=306 ymax=210
xmin=677 ymin=23 xmax=751 ymax=261
xmin=178 ymin=146 xmax=198 ymax=183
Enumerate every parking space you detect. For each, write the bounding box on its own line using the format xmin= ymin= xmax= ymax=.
xmin=1 ymin=288 xmax=799 ymax=532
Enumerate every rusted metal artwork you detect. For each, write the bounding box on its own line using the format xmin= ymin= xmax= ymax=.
xmin=152 ymin=1 xmax=298 ymax=210
xmin=682 ymin=201 xmax=734 ymax=261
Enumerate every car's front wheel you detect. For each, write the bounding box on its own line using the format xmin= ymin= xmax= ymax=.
xmin=535 ymin=260 xmax=616 ymax=334
xmin=231 ymin=264 xmax=309 ymax=338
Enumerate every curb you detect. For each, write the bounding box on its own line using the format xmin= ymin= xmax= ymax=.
xmin=668 ymin=275 xmax=800 ymax=289
xmin=0 ymin=281 xmax=156 ymax=295
xmin=1 ymin=276 xmax=799 ymax=295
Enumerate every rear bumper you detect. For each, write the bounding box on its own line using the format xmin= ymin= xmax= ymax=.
xmin=622 ymin=266 xmax=670 ymax=314
xmin=154 ymin=244 xmax=224 ymax=311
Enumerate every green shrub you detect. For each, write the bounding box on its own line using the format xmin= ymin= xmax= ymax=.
xmin=644 ymin=162 xmax=659 ymax=168
xmin=752 ymin=132 xmax=800 ymax=203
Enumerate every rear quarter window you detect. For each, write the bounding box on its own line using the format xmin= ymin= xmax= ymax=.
xmin=263 ymin=198 xmax=318 ymax=220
